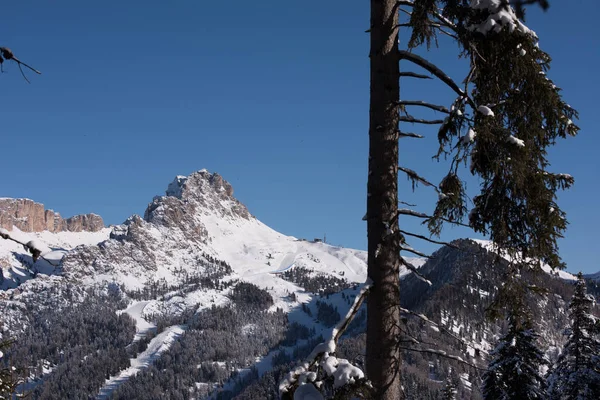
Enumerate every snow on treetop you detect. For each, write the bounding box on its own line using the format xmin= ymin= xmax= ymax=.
xmin=468 ymin=0 xmax=537 ymax=37
xmin=507 ymin=135 xmax=525 ymax=147
xmin=293 ymin=383 xmax=324 ymax=400
xmin=462 ymin=128 xmax=477 ymax=144
xmin=477 ymin=105 xmax=495 ymax=117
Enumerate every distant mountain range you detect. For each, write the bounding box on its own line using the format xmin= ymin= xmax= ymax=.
xmin=0 ymin=170 xmax=594 ymax=399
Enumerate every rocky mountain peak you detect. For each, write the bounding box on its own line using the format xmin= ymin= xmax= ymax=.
xmin=165 ymin=170 xmax=235 ymax=200
xmin=144 ymin=170 xmax=251 ymax=229
xmin=0 ymin=198 xmax=104 ymax=233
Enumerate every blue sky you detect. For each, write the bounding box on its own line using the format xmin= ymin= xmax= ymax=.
xmin=1 ymin=1 xmax=598 ymax=273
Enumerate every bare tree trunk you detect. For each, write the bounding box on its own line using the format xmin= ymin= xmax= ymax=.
xmin=366 ymin=1 xmax=402 ymax=399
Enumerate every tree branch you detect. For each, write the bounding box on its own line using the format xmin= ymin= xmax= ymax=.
xmin=399 ymin=166 xmax=439 ymax=191
xmin=399 ymin=116 xmax=445 ymax=124
xmin=399 ymin=230 xmax=459 ymax=248
xmin=399 ymin=131 xmax=424 ymax=139
xmin=399 ymin=71 xmax=432 ymax=79
xmin=398 ymin=346 xmax=485 ymax=370
xmin=399 ymin=50 xmax=475 ymax=108
xmin=398 ymin=100 xmax=449 ymax=113
xmin=0 ymin=47 xmax=41 ymax=83
xmin=396 ymin=208 xmax=471 ymax=228
xmin=399 ymin=307 xmax=488 ymax=358
xmin=400 ymin=245 xmax=432 ymax=259
xmin=0 ymin=231 xmax=59 ymax=267
xmin=401 ymin=257 xmax=432 ymax=285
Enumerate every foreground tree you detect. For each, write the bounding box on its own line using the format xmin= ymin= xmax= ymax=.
xmin=547 ymin=273 xmax=600 ymax=399
xmin=366 ymin=0 xmax=577 ymax=398
xmin=282 ymin=1 xmax=578 ymax=397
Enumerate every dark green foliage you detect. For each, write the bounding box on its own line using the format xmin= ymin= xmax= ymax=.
xmin=407 ymin=1 xmax=578 ymax=271
xmin=112 ymin=303 xmax=288 ymax=399
xmin=315 ymin=300 xmax=341 ymax=328
xmin=2 ymin=287 xmax=136 ymax=399
xmin=280 ymin=266 xmax=352 ymax=295
xmin=440 ymin=376 xmax=458 ymax=400
xmin=547 ymin=273 xmax=600 ymax=399
xmin=0 ymin=339 xmax=22 ymax=398
xmin=229 ymin=281 xmax=274 ymax=310
xmin=482 ymin=314 xmax=548 ymax=399
xmin=125 ymin=253 xmax=233 ymax=300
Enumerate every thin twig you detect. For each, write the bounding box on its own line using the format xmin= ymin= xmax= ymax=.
xmin=399 ymin=230 xmax=459 ymax=248
xmin=399 ymin=166 xmax=439 ymax=191
xmin=398 ymin=346 xmax=486 ymax=370
xmin=0 ymin=233 xmax=60 ymax=267
xmin=399 ymin=71 xmax=432 ymax=80
xmin=399 ymin=50 xmax=476 ymax=109
xmin=399 ymin=132 xmax=424 ymax=139
xmin=400 ymin=245 xmax=432 ymax=258
xmin=399 ymin=116 xmax=445 ymax=124
xmin=398 ymin=100 xmax=450 ymax=114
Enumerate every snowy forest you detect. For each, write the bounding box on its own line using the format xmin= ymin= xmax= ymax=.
xmin=1 ymin=0 xmax=599 ymax=399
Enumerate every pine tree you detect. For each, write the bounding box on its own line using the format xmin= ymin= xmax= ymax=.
xmin=441 ymin=376 xmax=458 ymax=400
xmin=547 ymin=272 xmax=600 ymax=399
xmin=483 ymin=306 xmax=548 ymax=399
xmin=285 ymin=1 xmax=578 ymax=397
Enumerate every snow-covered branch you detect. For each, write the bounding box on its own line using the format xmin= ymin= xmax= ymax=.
xmin=0 ymin=228 xmax=59 ymax=266
xmin=401 ymin=257 xmax=432 ymax=285
xmin=399 ymin=131 xmax=424 ymax=139
xmin=279 ymin=279 xmax=374 ymax=399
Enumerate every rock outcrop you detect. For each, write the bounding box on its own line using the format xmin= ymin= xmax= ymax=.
xmin=0 ymin=198 xmax=104 ymax=233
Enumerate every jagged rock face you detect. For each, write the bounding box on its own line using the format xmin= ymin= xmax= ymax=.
xmin=147 ymin=170 xmax=251 ymax=223
xmin=0 ymin=198 xmax=104 ymax=233
xmin=64 ymin=171 xmax=252 ymax=283
xmin=143 ymin=171 xmax=251 ymax=237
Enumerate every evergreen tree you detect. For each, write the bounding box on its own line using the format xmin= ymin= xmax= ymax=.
xmin=483 ymin=311 xmax=548 ymax=400
xmin=365 ymin=1 xmax=577 ymax=398
xmin=547 ymin=272 xmax=600 ymax=399
xmin=441 ymin=376 xmax=458 ymax=400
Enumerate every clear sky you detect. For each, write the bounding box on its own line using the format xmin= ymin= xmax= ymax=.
xmin=1 ymin=1 xmax=598 ymax=273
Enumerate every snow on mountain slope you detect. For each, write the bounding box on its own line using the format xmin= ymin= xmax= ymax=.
xmin=469 ymin=238 xmax=576 ymax=281
xmin=0 ymin=170 xmax=430 ymax=395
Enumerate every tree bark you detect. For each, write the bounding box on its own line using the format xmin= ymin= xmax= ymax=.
xmin=366 ymin=1 xmax=402 ymax=399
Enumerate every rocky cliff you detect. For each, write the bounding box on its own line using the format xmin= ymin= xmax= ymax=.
xmin=0 ymin=198 xmax=104 ymax=233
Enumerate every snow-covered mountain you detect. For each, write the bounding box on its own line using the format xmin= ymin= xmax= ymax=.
xmin=0 ymin=170 xmax=587 ymax=399
xmin=1 ymin=170 xmax=378 ymax=328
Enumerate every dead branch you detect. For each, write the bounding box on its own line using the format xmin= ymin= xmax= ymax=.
xmin=399 ymin=50 xmax=476 ymax=109
xmin=398 ymin=100 xmax=449 ymax=113
xmin=400 ymin=245 xmax=432 ymax=258
xmin=398 ymin=346 xmax=485 ymax=370
xmin=399 ymin=71 xmax=432 ymax=79
xmin=397 ymin=208 xmax=471 ymax=228
xmin=0 ymin=231 xmax=59 ymax=267
xmin=399 ymin=166 xmax=439 ymax=191
xmin=399 ymin=230 xmax=459 ymax=248
xmin=401 ymin=257 xmax=432 ymax=285
xmin=399 ymin=116 xmax=445 ymax=124
xmin=399 ymin=131 xmax=424 ymax=139
xmin=0 ymin=47 xmax=41 ymax=83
